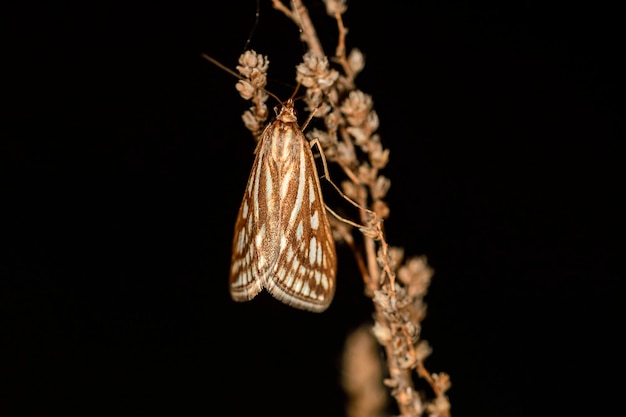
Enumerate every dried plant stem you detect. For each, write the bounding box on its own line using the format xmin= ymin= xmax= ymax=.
xmin=331 ymin=10 xmax=356 ymax=85
xmin=272 ymin=0 xmax=324 ymax=58
xmin=233 ymin=1 xmax=451 ymax=416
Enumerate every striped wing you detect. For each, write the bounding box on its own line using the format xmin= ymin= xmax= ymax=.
xmin=229 ymin=102 xmax=337 ymax=312
xmin=263 ymin=125 xmax=337 ymax=312
xmin=229 ymin=129 xmax=281 ymax=302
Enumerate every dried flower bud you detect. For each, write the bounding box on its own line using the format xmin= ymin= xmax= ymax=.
xmin=237 ymin=50 xmax=269 ymax=77
xmin=296 ymin=51 xmax=339 ymax=92
xmin=248 ymin=69 xmax=268 ymax=88
xmin=357 ymin=163 xmax=376 ymax=185
xmin=432 ymin=372 xmax=452 ymax=393
xmin=397 ymin=256 xmax=434 ymax=298
xmin=346 ymin=126 xmax=368 ymax=147
xmin=258 ymin=102 xmax=268 ymax=119
xmin=372 ymin=321 xmax=392 ymax=344
xmin=341 ymin=90 xmax=373 ymax=126
xmin=388 ymin=247 xmax=405 ymax=271
xmin=398 ymin=351 xmax=418 ymax=369
xmin=401 ymin=388 xmax=424 ymax=416
xmin=367 ymin=110 xmax=379 ymax=132
xmin=373 ymin=289 xmax=391 ymax=310
xmin=335 ymin=75 xmax=353 ymax=94
xmin=337 ymin=141 xmax=357 ymax=168
xmin=308 ymin=128 xmax=331 ymax=149
xmin=372 ymin=200 xmax=390 ymax=220
xmin=236 ymin=80 xmax=256 ymax=100
xmin=306 ymin=88 xmax=325 ymax=109
xmin=305 ymin=89 xmax=332 ymax=118
xmin=312 ymin=101 xmax=333 ymax=118
xmin=370 ymin=143 xmax=389 ymax=170
xmin=372 ymin=175 xmax=391 ymax=200
xmin=414 ymin=340 xmax=433 ymax=362
xmin=404 ymin=320 xmax=421 ymax=342
xmin=341 ymin=180 xmax=359 ymax=201
xmin=426 ymin=392 xmax=451 ymax=417
xmin=414 ymin=301 xmax=428 ymax=322
xmin=396 ymin=386 xmax=421 ymax=411
xmin=383 ymin=378 xmax=397 ymax=388
xmin=347 ymin=48 xmax=365 ymax=75
xmin=323 ymin=0 xmax=347 ymax=15
xmin=314 ymin=135 xmax=337 ymax=162
xmin=376 ymin=246 xmax=388 ymax=268
xmin=241 ymin=109 xmax=261 ymax=135
xmin=324 ymin=111 xmax=339 ymax=132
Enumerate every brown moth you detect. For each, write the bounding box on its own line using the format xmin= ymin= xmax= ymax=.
xmin=228 ymin=98 xmax=337 ymax=312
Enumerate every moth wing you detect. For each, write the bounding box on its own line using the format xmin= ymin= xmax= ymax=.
xmin=264 ymin=131 xmax=337 ymax=312
xmin=229 ymin=133 xmax=281 ymax=301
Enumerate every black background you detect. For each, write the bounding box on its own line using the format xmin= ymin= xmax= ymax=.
xmin=4 ymin=1 xmax=623 ymax=416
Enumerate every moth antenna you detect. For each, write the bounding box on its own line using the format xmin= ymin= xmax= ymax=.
xmin=241 ymin=0 xmax=261 ymax=54
xmin=289 ymin=81 xmax=302 ymax=101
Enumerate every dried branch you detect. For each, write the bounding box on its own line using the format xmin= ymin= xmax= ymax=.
xmin=231 ymin=1 xmax=451 ymax=415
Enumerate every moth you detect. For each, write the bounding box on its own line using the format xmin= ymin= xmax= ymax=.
xmin=228 ymin=98 xmax=337 ymax=312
